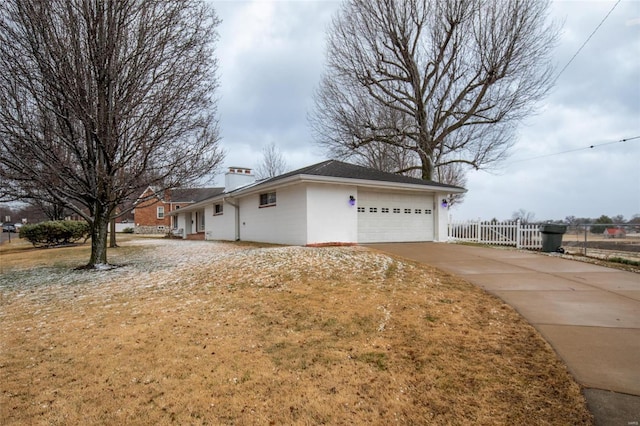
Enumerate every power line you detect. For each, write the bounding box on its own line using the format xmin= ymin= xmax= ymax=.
xmin=509 ymin=135 xmax=640 ymax=163
xmin=553 ymin=0 xmax=621 ymax=84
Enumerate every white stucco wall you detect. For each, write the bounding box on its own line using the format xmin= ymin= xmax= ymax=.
xmin=239 ymin=184 xmax=308 ymax=245
xmin=434 ymin=194 xmax=449 ymax=242
xmin=306 ymin=183 xmax=358 ymax=244
xmin=205 ymin=200 xmax=237 ymax=241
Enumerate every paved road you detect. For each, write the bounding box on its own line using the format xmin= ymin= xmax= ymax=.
xmin=0 ymin=231 xmax=19 ymax=245
xmin=368 ymin=242 xmax=640 ymax=426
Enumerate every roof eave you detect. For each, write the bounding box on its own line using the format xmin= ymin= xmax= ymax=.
xmin=227 ymin=174 xmax=466 ymax=197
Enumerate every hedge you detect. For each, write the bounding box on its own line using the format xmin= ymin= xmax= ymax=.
xmin=19 ymin=220 xmax=90 ymax=247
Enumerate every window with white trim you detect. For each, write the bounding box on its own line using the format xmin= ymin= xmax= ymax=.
xmin=393 ymin=208 xmax=400 ymax=213
xmin=157 ymin=206 xmax=165 ymax=219
xmin=404 ymin=208 xmax=411 ymax=214
xmin=369 ymin=207 xmax=378 ymax=213
xmin=415 ymin=209 xmax=422 ymax=214
xmin=381 ymin=208 xmax=389 ymax=213
xmin=214 ymin=203 xmax=223 ymax=215
xmin=357 ymin=207 xmax=365 ymax=212
xmin=259 ymin=191 xmax=276 ymax=207
xmin=425 ymin=209 xmax=432 ymax=214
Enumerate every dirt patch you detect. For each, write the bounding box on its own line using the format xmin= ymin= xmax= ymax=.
xmin=0 ymin=238 xmax=592 ymax=425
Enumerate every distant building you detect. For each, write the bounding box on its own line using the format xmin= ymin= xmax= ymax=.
xmin=133 ymin=187 xmax=224 ymax=234
xmin=603 ymin=228 xmax=626 ymax=239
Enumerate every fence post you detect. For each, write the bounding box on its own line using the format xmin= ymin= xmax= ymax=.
xmin=515 ymin=220 xmax=521 ymax=248
xmin=476 ymin=221 xmax=481 ymax=243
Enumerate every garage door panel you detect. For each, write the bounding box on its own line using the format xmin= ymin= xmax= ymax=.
xmin=357 ymin=191 xmax=434 ymax=243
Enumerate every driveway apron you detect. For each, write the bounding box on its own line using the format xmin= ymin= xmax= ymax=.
xmin=368 ymin=242 xmax=640 ymax=426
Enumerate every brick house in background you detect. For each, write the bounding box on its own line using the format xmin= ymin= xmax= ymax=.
xmin=134 ymin=186 xmax=224 ymax=234
xmin=603 ymin=228 xmax=626 ymax=239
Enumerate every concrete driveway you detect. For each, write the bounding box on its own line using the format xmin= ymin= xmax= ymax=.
xmin=368 ymin=242 xmax=640 ymax=426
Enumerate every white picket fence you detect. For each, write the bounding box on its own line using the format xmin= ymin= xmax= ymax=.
xmin=448 ymin=220 xmax=542 ymax=250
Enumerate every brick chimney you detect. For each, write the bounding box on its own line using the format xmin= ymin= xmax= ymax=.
xmin=224 ymin=167 xmax=255 ymax=191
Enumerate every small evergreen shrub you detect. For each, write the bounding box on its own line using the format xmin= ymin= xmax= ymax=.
xmin=19 ymin=220 xmax=90 ymax=247
xmin=122 ymin=227 xmax=134 ymax=234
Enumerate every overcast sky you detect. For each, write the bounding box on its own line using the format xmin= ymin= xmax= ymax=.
xmin=212 ymin=0 xmax=639 ymax=222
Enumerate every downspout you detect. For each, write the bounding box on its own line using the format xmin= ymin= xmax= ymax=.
xmin=223 ymin=197 xmax=241 ymax=241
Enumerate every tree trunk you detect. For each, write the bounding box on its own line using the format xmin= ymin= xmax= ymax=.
xmin=109 ymin=217 xmax=118 ymax=248
xmin=88 ymin=209 xmax=110 ymax=267
xmin=417 ymin=145 xmax=434 ymax=181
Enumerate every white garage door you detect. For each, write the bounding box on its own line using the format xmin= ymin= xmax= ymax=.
xmin=357 ymin=191 xmax=435 ymax=243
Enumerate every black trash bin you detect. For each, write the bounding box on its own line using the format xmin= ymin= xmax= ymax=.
xmin=539 ymin=224 xmax=567 ymax=253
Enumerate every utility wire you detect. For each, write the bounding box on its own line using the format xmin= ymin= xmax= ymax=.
xmin=509 ymin=135 xmax=640 ymax=163
xmin=553 ymin=0 xmax=621 ymax=84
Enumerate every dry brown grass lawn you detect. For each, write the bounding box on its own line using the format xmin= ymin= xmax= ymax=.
xmin=0 ymin=237 xmax=592 ymax=425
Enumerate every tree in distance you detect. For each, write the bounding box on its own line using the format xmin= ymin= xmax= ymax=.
xmin=512 ymin=208 xmax=536 ymax=225
xmin=311 ymin=0 xmax=559 ymax=184
xmin=0 ymin=0 xmax=224 ymax=268
xmin=255 ymin=142 xmax=288 ymax=180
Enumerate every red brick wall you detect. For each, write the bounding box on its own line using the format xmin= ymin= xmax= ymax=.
xmin=133 ymin=188 xmax=192 ymax=229
xmin=134 ymin=197 xmax=171 ymax=227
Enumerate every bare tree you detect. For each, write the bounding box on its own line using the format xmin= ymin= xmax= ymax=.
xmin=311 ymin=0 xmax=558 ymax=181
xmin=255 ymin=142 xmax=288 ymax=179
xmin=512 ymin=209 xmax=535 ymax=224
xmin=29 ymin=198 xmax=68 ymax=221
xmin=0 ymin=0 xmax=224 ymax=267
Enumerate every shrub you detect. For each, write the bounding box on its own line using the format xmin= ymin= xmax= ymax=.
xmin=19 ymin=220 xmax=90 ymax=247
xmin=609 ymin=257 xmax=640 ymax=267
xmin=122 ymin=227 xmax=134 ymax=234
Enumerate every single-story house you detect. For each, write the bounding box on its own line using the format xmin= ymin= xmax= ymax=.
xmin=134 ymin=186 xmax=224 ymax=234
xmin=603 ymin=228 xmax=626 ymax=239
xmin=168 ymin=160 xmax=466 ymax=245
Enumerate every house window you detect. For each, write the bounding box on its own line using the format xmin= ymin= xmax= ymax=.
xmin=214 ymin=203 xmax=223 ymax=215
xmin=393 ymin=208 xmax=400 ymax=213
xmin=415 ymin=209 xmax=422 ymax=214
xmin=369 ymin=207 xmax=377 ymax=213
xmin=381 ymin=208 xmax=389 ymax=213
xmin=157 ymin=206 xmax=165 ymax=219
xmin=425 ymin=209 xmax=432 ymax=214
xmin=357 ymin=207 xmax=365 ymax=212
xmin=404 ymin=208 xmax=411 ymax=214
xmin=259 ymin=192 xmax=276 ymax=207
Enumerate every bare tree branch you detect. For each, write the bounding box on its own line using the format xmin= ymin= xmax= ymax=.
xmin=311 ymin=0 xmax=558 ymax=183
xmin=255 ymin=142 xmax=288 ymax=180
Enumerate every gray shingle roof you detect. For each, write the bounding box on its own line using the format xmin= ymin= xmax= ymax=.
xmin=258 ymin=160 xmax=464 ymax=190
xmin=171 ymin=187 xmax=224 ymax=203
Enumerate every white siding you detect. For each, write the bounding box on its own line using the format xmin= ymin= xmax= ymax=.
xmin=434 ymin=195 xmax=450 ymax=242
xmin=206 ymin=201 xmax=237 ymax=241
xmin=357 ymin=190 xmax=435 ymax=243
xmin=239 ymin=185 xmax=308 ymax=245
xmin=306 ymin=183 xmax=358 ymax=244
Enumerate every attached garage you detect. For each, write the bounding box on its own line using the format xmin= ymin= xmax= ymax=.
xmin=357 ymin=190 xmax=435 ymax=243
